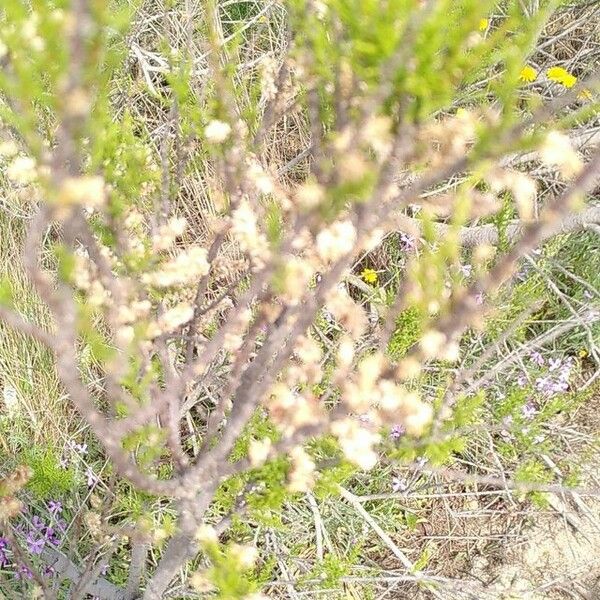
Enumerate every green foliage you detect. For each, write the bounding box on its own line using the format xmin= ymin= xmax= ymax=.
xmin=448 ymin=391 xmax=484 ymax=429
xmin=308 ymin=544 xmax=363 ymax=589
xmin=310 ymin=436 xmax=356 ymax=498
xmin=245 ymin=457 xmax=290 ymax=527
xmin=54 ymin=244 xmax=77 ymax=284
xmin=514 ymin=458 xmax=552 ymax=506
xmin=387 ymin=307 xmax=422 ymax=359
xmin=0 ymin=276 xmax=15 ymax=308
xmin=485 ymin=274 xmax=543 ymax=340
xmin=122 ymin=425 xmax=168 ymax=470
xmin=78 ymin=305 xmax=118 ymax=364
xmin=229 ymin=412 xmax=279 ymax=463
xmin=24 ymin=446 xmax=75 ymax=499
xmin=198 ymin=538 xmax=262 ymax=599
xmin=265 ymin=200 xmax=284 ymax=246
xmin=493 ymin=193 xmax=515 ymax=253
xmin=412 ymin=544 xmax=433 ymax=572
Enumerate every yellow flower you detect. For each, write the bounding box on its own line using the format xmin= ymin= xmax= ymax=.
xmin=578 ymin=348 xmax=588 ymax=358
xmin=361 ymin=268 xmax=378 ymax=284
xmin=478 ymin=18 xmax=489 ymax=31
xmin=519 ymin=65 xmax=537 ymax=83
xmin=547 ymin=66 xmax=577 ymax=88
xmin=578 ymin=88 xmax=593 ymax=101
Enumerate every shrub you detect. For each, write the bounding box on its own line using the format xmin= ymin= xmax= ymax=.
xmin=0 ymin=0 xmax=598 ymax=597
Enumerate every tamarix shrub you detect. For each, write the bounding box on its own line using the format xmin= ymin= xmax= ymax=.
xmin=0 ymin=0 xmax=598 ymax=598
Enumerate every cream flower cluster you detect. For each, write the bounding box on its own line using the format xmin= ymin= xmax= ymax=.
xmin=287 ymin=447 xmax=316 ymax=492
xmin=487 ymin=169 xmax=537 ymax=221
xmin=6 ymin=156 xmax=37 ymax=185
xmin=316 ymin=220 xmax=357 ymax=262
xmin=58 ymin=175 xmax=106 ymax=209
xmin=204 ymin=120 xmax=231 ymax=144
xmin=331 ymin=418 xmax=381 ymax=471
xmin=142 ymin=247 xmax=209 ymax=288
xmin=152 ymin=302 xmax=194 ymax=336
xmin=539 ymin=131 xmax=583 ymax=179
xmin=267 ymin=383 xmax=324 ymax=436
xmin=152 ymin=217 xmax=187 ymax=251
xmin=231 ymin=199 xmax=270 ymax=266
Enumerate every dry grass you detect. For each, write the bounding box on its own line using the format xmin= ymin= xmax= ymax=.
xmin=0 ymin=207 xmax=69 ymax=452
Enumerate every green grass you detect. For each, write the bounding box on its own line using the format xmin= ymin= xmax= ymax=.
xmin=0 ymin=210 xmax=70 ymax=457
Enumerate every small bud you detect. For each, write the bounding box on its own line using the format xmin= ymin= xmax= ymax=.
xmin=396 ymin=358 xmax=422 ymax=380
xmin=195 ymin=524 xmax=218 ymax=545
xmin=420 ymin=330 xmax=446 ymax=359
xmin=337 ymin=335 xmax=355 ymax=369
xmin=248 ymin=438 xmax=272 ymax=467
xmin=58 ymin=175 xmax=106 ymax=208
xmin=230 ymin=543 xmax=259 ymax=569
xmin=189 ymin=571 xmax=215 ymax=592
xmin=7 ymin=156 xmax=37 ymax=185
xmin=295 ymin=181 xmax=325 ymax=209
xmin=204 ymin=120 xmax=231 ymax=143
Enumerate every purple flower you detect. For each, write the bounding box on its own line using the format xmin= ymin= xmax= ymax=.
xmin=399 ymin=233 xmax=416 ymax=252
xmin=55 ymin=518 xmax=67 ymax=533
xmin=42 ymin=526 xmax=60 ymax=546
xmin=43 ymin=565 xmax=55 ymax=577
xmin=475 ymin=292 xmax=484 ymax=306
xmin=48 ymin=500 xmax=62 ymax=516
xmin=67 ymin=440 xmax=88 ymax=455
xmin=15 ymin=564 xmax=33 ymax=580
xmin=390 ymin=424 xmax=405 ymax=439
xmin=517 ymin=373 xmax=527 ymax=387
xmin=86 ymin=467 xmax=98 ymax=488
xmin=0 ymin=537 xmax=9 ymax=567
xmin=460 ymin=264 xmax=472 ymax=278
xmin=26 ymin=532 xmax=45 ymax=555
xmin=31 ymin=515 xmax=45 ymax=530
xmin=392 ymin=476 xmax=408 ymax=493
xmin=522 ymin=402 xmax=536 ymax=420
xmin=548 ymin=358 xmax=561 ymax=372
xmin=535 ymin=376 xmax=549 ymax=393
xmin=416 ymin=456 xmax=428 ymax=468
xmin=530 ymin=351 xmax=544 ymax=366
xmin=558 ymin=358 xmax=573 ymax=382
xmin=536 ymin=375 xmax=568 ymax=396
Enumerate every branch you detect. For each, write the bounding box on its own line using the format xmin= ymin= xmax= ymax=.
xmin=395 ymin=204 xmax=600 ymax=247
xmin=39 ymin=546 xmax=125 ymax=600
xmin=0 ymin=306 xmax=55 ymax=348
